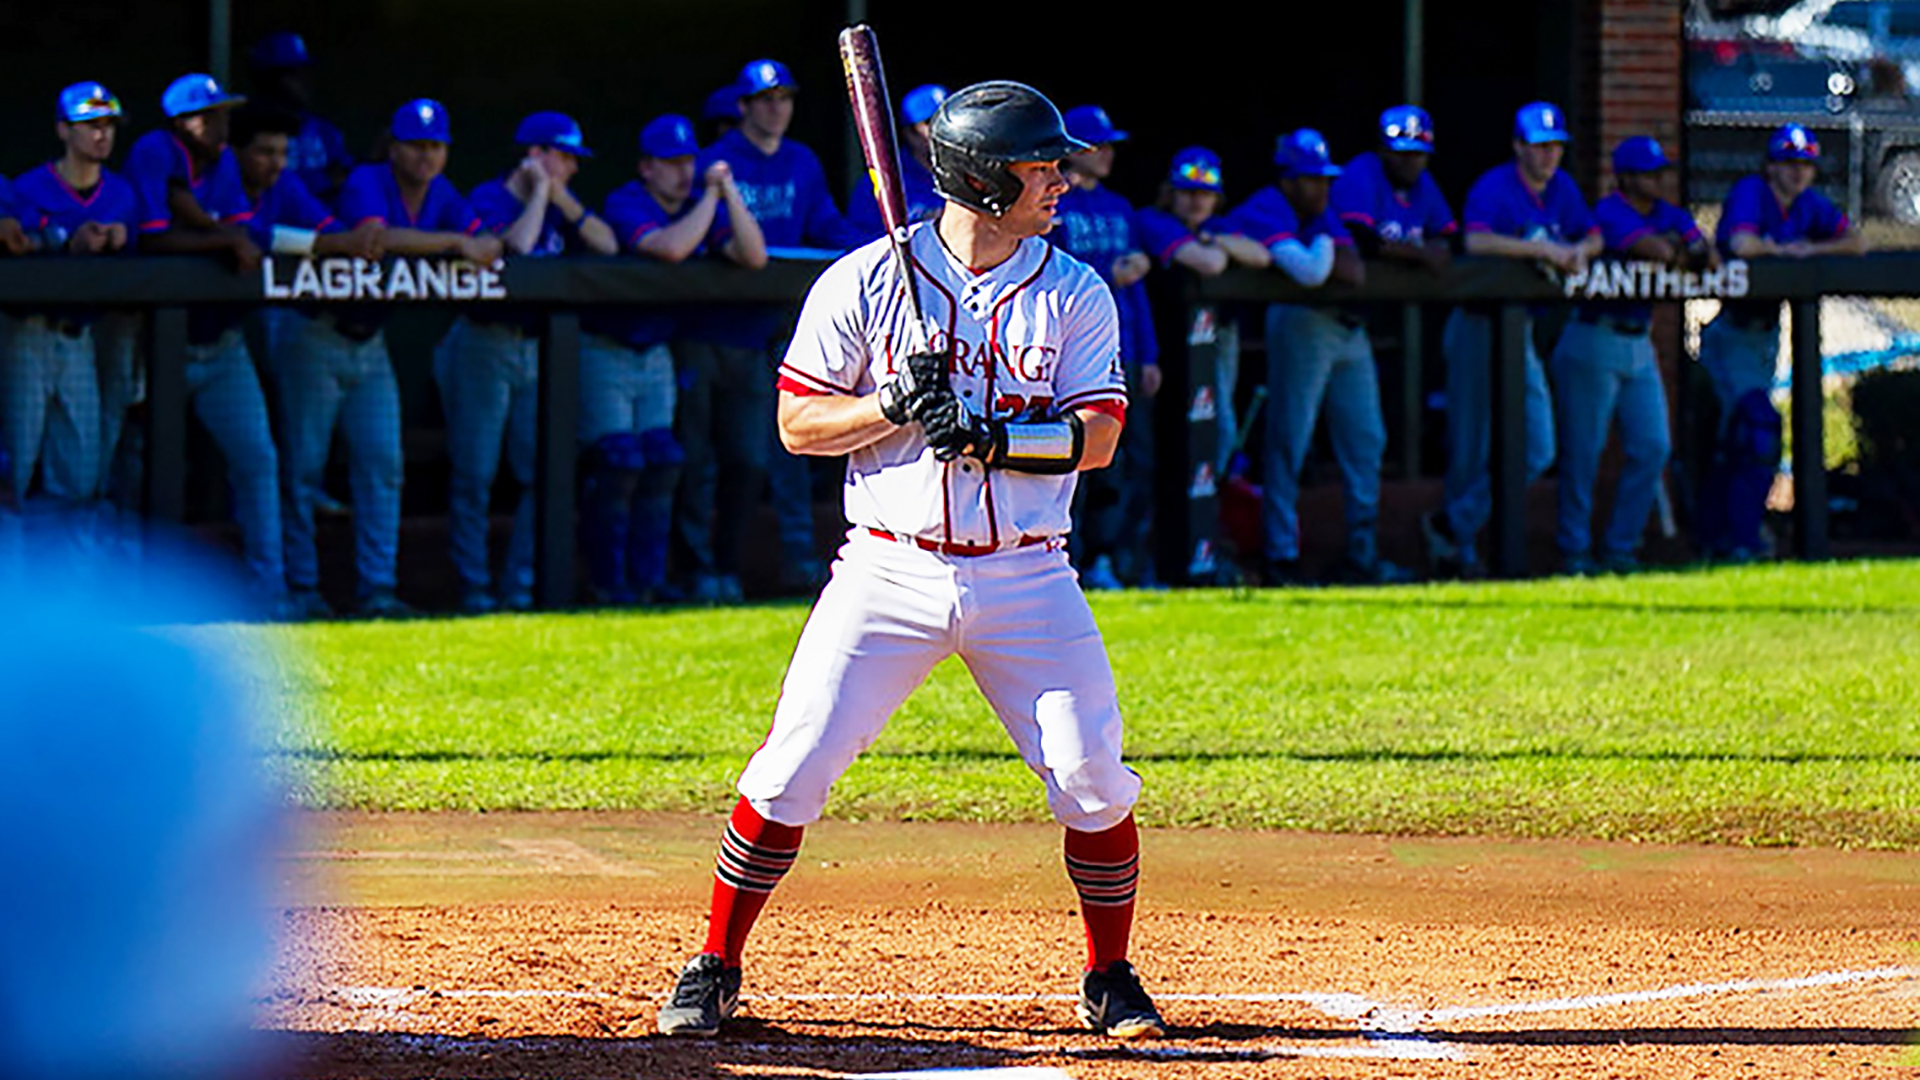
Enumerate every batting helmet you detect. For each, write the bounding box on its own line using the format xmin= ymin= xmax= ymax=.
xmin=928 ymin=81 xmax=1087 ymax=217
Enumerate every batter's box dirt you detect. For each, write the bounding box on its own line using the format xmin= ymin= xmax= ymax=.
xmin=268 ymin=813 xmax=1920 ymax=1079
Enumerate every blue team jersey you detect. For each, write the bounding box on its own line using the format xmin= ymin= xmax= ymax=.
xmin=242 ymin=170 xmax=337 ymax=252
xmin=124 ymin=130 xmax=253 ymax=234
xmin=470 ymin=176 xmax=575 ymax=257
xmin=1133 ymin=206 xmax=1259 ymax=267
xmin=288 ymin=112 xmax=351 ymax=200
xmin=1461 ymin=161 xmax=1595 ymax=244
xmin=846 ymin=153 xmax=940 ymax=243
xmin=10 ymin=163 xmax=141 ymax=240
xmin=1584 ymin=192 xmax=1703 ymax=325
xmin=1050 ymin=183 xmax=1157 ymax=366
xmin=1232 ymin=186 xmax=1356 ymax=251
xmin=691 ymin=129 xmax=858 ymax=348
xmin=0 ymin=174 xmax=14 ymax=222
xmin=582 ymin=179 xmax=734 ymax=348
xmin=1330 ymin=151 xmax=1457 ymax=246
xmin=1714 ymin=172 xmax=1848 ymax=259
xmin=336 ymin=163 xmax=480 ymax=235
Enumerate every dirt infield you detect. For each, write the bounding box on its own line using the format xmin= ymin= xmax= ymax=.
xmin=267 ymin=812 xmax=1918 ymax=1079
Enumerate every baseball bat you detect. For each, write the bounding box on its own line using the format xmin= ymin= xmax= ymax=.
xmin=838 ymin=24 xmax=933 ymax=353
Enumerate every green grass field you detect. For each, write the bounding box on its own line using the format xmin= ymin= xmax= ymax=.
xmin=257 ymin=559 xmax=1920 ymax=848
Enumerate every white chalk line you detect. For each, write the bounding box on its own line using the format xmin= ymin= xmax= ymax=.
xmin=308 ymin=967 xmax=1917 ymax=1066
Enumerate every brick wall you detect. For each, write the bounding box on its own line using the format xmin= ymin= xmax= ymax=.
xmin=1594 ymin=0 xmax=1685 ymax=193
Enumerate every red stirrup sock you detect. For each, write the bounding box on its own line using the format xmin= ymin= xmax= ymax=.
xmin=702 ymin=797 xmax=805 ymax=965
xmin=1063 ymin=814 xmax=1140 ymax=972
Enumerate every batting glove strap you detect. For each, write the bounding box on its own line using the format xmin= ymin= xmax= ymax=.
xmin=983 ymin=413 xmax=1084 ymax=475
xmin=876 ymin=377 xmax=916 ymax=425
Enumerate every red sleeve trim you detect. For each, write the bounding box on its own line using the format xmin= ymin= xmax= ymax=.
xmin=1058 ymin=389 xmax=1129 ymax=414
xmin=1075 ymin=399 xmax=1127 ymax=423
xmin=777 ymin=365 xmax=853 ymax=396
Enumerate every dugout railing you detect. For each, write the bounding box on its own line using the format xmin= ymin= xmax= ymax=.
xmin=0 ymin=251 xmax=1895 ymax=604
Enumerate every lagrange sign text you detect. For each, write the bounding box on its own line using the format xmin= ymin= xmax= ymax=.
xmin=261 ymin=257 xmax=507 ymax=301
xmin=1561 ymin=258 xmax=1749 ymax=300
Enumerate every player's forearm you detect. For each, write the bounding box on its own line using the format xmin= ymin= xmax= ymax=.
xmin=1076 ymin=409 xmax=1122 ymax=471
xmin=1216 ymin=234 xmax=1271 ymax=269
xmin=1463 ymin=231 xmax=1547 ymax=259
xmin=722 ymin=188 xmax=769 ymax=269
xmin=1172 ymin=242 xmax=1229 ymax=276
xmin=1812 ymin=232 xmax=1868 ymax=255
xmin=501 ymin=195 xmax=549 ymax=256
xmin=1577 ymin=231 xmax=1605 ymax=259
xmin=574 ymin=215 xmax=618 ymax=255
xmin=379 ymin=228 xmax=469 ymax=256
xmin=638 ymin=193 xmax=720 ymax=263
xmin=777 ymin=391 xmax=897 ymax=455
xmin=1330 ymin=244 xmax=1365 ymax=288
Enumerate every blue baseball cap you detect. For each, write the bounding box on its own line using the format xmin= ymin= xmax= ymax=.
xmin=1276 ymin=129 xmax=1342 ymax=177
xmin=641 ymin=114 xmax=699 ymax=159
xmin=1612 ymin=135 xmax=1672 ymax=175
xmin=901 ymin=84 xmax=949 ymax=126
xmin=1514 ymin=101 xmax=1569 ymax=145
xmin=58 ymin=81 xmax=123 ymax=123
xmin=516 ymin=111 xmax=593 ymax=158
xmin=248 ymin=31 xmax=311 ymax=69
xmin=1169 ymin=146 xmax=1224 ymax=192
xmin=1063 ymin=105 xmax=1129 ymax=146
xmin=392 ymin=98 xmax=452 ymax=143
xmin=1379 ymin=105 xmax=1435 ymax=153
xmin=704 ymin=82 xmax=743 ymax=121
xmin=1768 ymin=122 xmax=1821 ymax=162
xmin=161 ymin=73 xmax=245 ymax=119
xmin=738 ymin=58 xmax=797 ymax=96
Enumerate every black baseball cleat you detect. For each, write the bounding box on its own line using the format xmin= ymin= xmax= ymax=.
xmin=656 ymin=953 xmax=741 ymax=1037
xmin=1077 ymin=959 xmax=1166 ymax=1039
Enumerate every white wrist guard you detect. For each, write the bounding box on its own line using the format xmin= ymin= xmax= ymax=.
xmin=270 ymin=226 xmax=318 ymax=256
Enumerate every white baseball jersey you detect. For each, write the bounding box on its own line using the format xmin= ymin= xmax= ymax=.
xmin=778 ymin=222 xmax=1127 ymax=547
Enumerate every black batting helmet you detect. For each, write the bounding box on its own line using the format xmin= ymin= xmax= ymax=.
xmin=928 ymin=81 xmax=1087 ymax=217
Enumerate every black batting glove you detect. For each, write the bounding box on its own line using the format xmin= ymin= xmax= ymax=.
xmin=919 ymin=396 xmax=987 ymax=462
xmin=876 ymin=349 xmax=951 ymax=425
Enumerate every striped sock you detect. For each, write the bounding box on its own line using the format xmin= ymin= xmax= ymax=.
xmin=1064 ymin=814 xmax=1140 ymax=972
xmin=703 ymin=797 xmax=804 ymax=965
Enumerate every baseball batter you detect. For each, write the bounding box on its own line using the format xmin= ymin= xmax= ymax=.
xmin=657 ymin=80 xmax=1164 ymax=1043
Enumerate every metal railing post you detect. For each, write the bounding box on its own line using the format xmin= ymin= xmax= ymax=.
xmin=1789 ymin=299 xmax=1828 ymax=560
xmin=1489 ymin=303 xmax=1529 ymax=578
xmin=535 ymin=309 xmax=581 ymax=609
xmin=143 ymin=307 xmax=188 ymax=527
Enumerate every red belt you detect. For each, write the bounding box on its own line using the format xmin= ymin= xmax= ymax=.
xmin=865 ymin=527 xmax=1058 ymax=557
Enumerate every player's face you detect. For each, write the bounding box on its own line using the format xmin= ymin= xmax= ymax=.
xmin=1002 ymin=159 xmax=1069 ymax=236
xmin=237 ymin=131 xmax=290 ymax=191
xmin=640 ymin=155 xmax=696 ymax=206
xmin=1515 ymin=140 xmax=1564 ymax=185
xmin=390 ymin=139 xmax=449 ymax=185
xmin=741 ymin=88 xmax=795 ymax=141
xmin=1766 ymin=160 xmax=1817 ymax=199
xmin=1070 ymin=143 xmax=1115 ymax=182
xmin=58 ymin=117 xmax=118 ymax=163
xmin=1381 ymin=149 xmax=1429 ymax=189
xmin=1620 ymin=169 xmax=1671 ymax=204
xmin=1281 ymin=174 xmax=1332 ymax=218
xmin=177 ymin=108 xmax=231 ymax=154
xmin=534 ymin=147 xmax=580 ymax=188
xmin=1170 ymin=188 xmax=1219 ymax=229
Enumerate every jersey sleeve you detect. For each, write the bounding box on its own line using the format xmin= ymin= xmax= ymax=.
xmin=427 ymin=178 xmax=482 ymax=235
xmin=1553 ymin=174 xmax=1597 ymax=240
xmin=778 ymin=253 xmax=874 ymax=396
xmin=205 ymin=157 xmax=255 ymax=226
xmin=1808 ymin=191 xmax=1850 ymax=239
xmin=798 ymin=151 xmax=858 ymax=251
xmin=468 ymin=181 xmax=523 ymax=235
xmin=1052 ymin=267 xmax=1127 ymax=418
xmin=1461 ymin=172 xmax=1506 ymax=236
xmin=602 ymin=185 xmax=658 ymax=253
xmin=1230 ymin=191 xmax=1298 ymax=248
xmin=335 ymin=167 xmax=386 ymax=227
xmin=1419 ymin=173 xmax=1458 ymax=236
xmin=1595 ymin=195 xmax=1647 ymax=253
xmin=280 ymin=173 xmax=339 ymax=232
xmin=1311 ymin=208 xmax=1355 ymax=246
xmin=1720 ymin=176 xmax=1765 ymax=240
xmin=125 ymin=134 xmax=183 ymax=233
xmin=1329 ymin=166 xmax=1376 ymax=230
xmin=1133 ymin=208 xmax=1198 ymax=267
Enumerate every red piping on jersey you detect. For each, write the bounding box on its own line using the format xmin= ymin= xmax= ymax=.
xmin=45 ymin=162 xmax=104 ymax=209
xmin=981 ymin=241 xmax=1055 ymax=548
xmin=908 ymin=246 xmax=962 ymax=548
